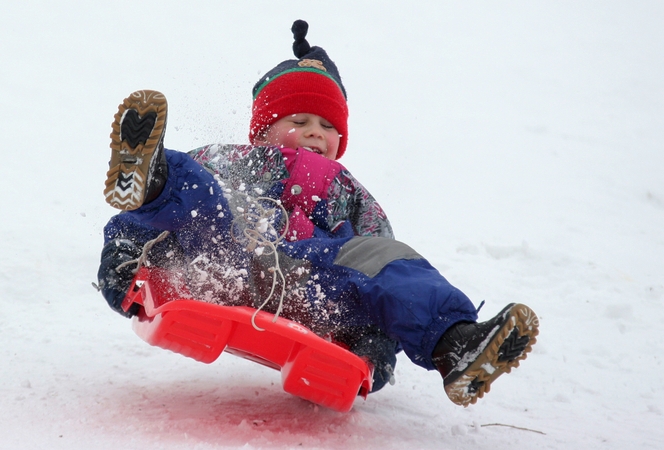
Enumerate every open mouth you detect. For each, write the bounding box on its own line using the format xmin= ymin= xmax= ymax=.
xmin=302 ymin=146 xmax=324 ymax=155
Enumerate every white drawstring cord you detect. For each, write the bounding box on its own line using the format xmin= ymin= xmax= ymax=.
xmin=115 ymin=230 xmax=171 ymax=274
xmin=231 ymin=196 xmax=290 ymax=331
xmin=92 ymin=231 xmax=172 ymax=292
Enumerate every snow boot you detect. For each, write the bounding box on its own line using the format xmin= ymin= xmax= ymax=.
xmin=432 ymin=303 xmax=539 ymax=407
xmin=104 ymin=90 xmax=168 ymax=210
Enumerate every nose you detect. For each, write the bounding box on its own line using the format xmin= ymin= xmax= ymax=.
xmin=304 ymin=124 xmax=324 ymax=139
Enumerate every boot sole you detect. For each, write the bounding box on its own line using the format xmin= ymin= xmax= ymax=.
xmin=104 ymin=90 xmax=167 ymax=211
xmin=444 ymin=303 xmax=539 ymax=407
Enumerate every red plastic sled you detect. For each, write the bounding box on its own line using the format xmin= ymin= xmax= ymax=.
xmin=121 ymin=267 xmax=373 ymax=412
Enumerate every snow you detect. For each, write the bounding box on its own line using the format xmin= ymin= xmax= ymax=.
xmin=1 ymin=0 xmax=663 ymax=448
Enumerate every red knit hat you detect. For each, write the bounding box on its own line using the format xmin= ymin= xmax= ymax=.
xmin=249 ymin=20 xmax=349 ymax=160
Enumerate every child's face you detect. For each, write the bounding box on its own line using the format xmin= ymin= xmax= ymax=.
xmin=257 ymin=113 xmax=340 ymax=160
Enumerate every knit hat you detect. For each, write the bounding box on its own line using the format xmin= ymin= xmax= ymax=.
xmin=249 ymin=20 xmax=349 ymax=160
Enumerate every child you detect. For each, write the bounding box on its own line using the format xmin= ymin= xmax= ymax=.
xmin=98 ymin=20 xmax=539 ymax=406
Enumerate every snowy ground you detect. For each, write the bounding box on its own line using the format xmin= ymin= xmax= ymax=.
xmin=1 ymin=1 xmax=663 ymax=448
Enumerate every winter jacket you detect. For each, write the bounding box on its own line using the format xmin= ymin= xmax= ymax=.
xmin=188 ymin=144 xmax=394 ymax=242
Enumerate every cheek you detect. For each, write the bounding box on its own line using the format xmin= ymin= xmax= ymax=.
xmin=327 ymin=131 xmax=341 ymax=149
xmin=279 ymin=129 xmax=301 ymax=149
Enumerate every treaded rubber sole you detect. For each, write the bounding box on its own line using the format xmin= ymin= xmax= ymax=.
xmin=104 ymin=90 xmax=167 ymax=211
xmin=444 ymin=303 xmax=539 ymax=407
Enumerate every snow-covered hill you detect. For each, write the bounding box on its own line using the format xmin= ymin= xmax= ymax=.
xmin=1 ymin=1 xmax=662 ymax=448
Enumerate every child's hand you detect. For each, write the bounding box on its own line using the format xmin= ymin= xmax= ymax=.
xmin=351 ymin=332 xmax=398 ymax=393
xmin=336 ymin=327 xmax=399 ymax=393
xmin=97 ymin=239 xmax=143 ymax=317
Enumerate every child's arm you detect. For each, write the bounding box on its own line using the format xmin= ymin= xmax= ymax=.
xmin=328 ymin=169 xmax=394 ymax=239
xmin=188 ymin=144 xmax=394 ymax=240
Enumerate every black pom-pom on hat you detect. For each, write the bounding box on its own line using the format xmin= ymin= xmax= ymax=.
xmin=292 ymin=20 xmax=311 ymax=58
xmin=252 ymin=20 xmax=346 ymax=98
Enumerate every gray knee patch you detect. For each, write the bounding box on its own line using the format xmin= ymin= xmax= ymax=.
xmin=334 ymin=237 xmax=422 ymax=278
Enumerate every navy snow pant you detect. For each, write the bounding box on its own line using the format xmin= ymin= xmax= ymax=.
xmin=109 ymin=150 xmax=478 ymax=371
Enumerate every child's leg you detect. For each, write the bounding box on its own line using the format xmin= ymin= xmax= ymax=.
xmin=281 ymin=236 xmax=478 ymax=368
xmin=126 ymin=150 xmax=254 ymax=303
xmin=126 ymin=149 xmax=236 ymax=250
xmin=103 ymin=89 xmax=241 ymax=256
xmin=280 ymin=235 xmax=538 ymax=406
xmin=103 ymin=90 xmax=250 ymax=303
